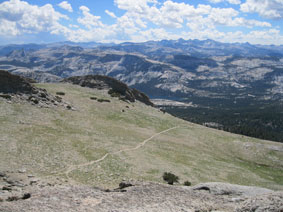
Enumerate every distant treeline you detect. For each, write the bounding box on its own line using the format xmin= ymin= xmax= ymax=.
xmin=164 ymin=99 xmax=283 ymax=143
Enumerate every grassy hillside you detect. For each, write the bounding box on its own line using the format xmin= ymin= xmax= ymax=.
xmin=0 ymin=83 xmax=282 ymax=190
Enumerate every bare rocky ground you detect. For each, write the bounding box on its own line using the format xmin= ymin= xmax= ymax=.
xmin=0 ymin=171 xmax=282 ymax=212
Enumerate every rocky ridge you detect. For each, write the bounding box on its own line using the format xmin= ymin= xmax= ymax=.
xmin=62 ymin=75 xmax=154 ymax=106
xmin=0 ymin=70 xmax=71 ymax=109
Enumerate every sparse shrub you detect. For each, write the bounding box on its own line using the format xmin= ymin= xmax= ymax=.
xmin=97 ymin=98 xmax=111 ymax=103
xmin=184 ymin=181 xmax=191 ymax=186
xmin=108 ymin=89 xmax=121 ymax=98
xmin=90 ymin=97 xmax=97 ymax=100
xmin=119 ymin=97 xmax=127 ymax=102
xmin=163 ymin=172 xmax=179 ymax=185
xmin=56 ymin=92 xmax=65 ymax=96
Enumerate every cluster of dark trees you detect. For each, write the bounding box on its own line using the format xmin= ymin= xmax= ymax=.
xmin=163 ymin=99 xmax=283 ymax=143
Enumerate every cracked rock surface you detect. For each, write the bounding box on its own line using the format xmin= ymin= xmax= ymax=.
xmin=1 ymin=171 xmax=282 ymax=212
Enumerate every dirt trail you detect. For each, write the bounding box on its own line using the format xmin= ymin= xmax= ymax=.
xmin=65 ymin=126 xmax=179 ymax=179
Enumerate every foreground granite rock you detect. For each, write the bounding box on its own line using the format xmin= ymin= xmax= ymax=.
xmin=1 ymin=171 xmax=282 ymax=212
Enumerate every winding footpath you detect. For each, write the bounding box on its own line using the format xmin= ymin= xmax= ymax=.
xmin=64 ymin=126 xmax=179 ymax=179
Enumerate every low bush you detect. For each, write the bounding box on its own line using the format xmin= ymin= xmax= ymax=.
xmin=108 ymin=89 xmax=121 ymax=98
xmin=56 ymin=92 xmax=65 ymax=96
xmin=163 ymin=172 xmax=179 ymax=185
xmin=97 ymin=99 xmax=111 ymax=103
xmin=184 ymin=181 xmax=191 ymax=186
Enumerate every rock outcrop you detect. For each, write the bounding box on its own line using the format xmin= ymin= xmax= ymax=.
xmin=0 ymin=70 xmax=70 ymax=108
xmin=62 ymin=75 xmax=154 ymax=106
xmin=0 ymin=172 xmax=282 ymax=212
xmin=0 ymin=70 xmax=35 ymax=94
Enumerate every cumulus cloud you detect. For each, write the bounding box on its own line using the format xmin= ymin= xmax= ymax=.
xmin=224 ymin=29 xmax=283 ymax=44
xmin=209 ymin=0 xmax=241 ymax=4
xmin=69 ymin=0 xmax=272 ymax=43
xmin=0 ymin=0 xmax=281 ymax=45
xmin=112 ymin=0 xmax=270 ymax=30
xmin=131 ymin=28 xmax=181 ymax=42
xmin=58 ymin=1 xmax=73 ymax=12
xmin=105 ymin=10 xmax=117 ymax=18
xmin=0 ymin=0 xmax=68 ymax=36
xmin=241 ymin=0 xmax=283 ymax=19
xmin=67 ymin=27 xmax=117 ymax=42
xmin=77 ymin=6 xmax=103 ymax=29
xmin=0 ymin=19 xmax=18 ymax=36
xmin=114 ymin=0 xmax=157 ymax=12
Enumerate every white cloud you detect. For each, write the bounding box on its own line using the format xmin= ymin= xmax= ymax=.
xmin=241 ymin=0 xmax=283 ymax=19
xmin=180 ymin=28 xmax=283 ymax=45
xmin=209 ymin=0 xmax=241 ymax=4
xmin=105 ymin=10 xmax=117 ymax=18
xmin=67 ymin=25 xmax=117 ymax=42
xmin=131 ymin=28 xmax=181 ymax=42
xmin=223 ymin=29 xmax=283 ymax=44
xmin=114 ymin=0 xmax=157 ymax=12
xmin=77 ymin=6 xmax=103 ymax=29
xmin=0 ymin=0 xmax=281 ymax=45
xmin=231 ymin=18 xmax=271 ymax=27
xmin=70 ymin=0 xmax=272 ymax=44
xmin=0 ymin=19 xmax=18 ymax=36
xmin=112 ymin=0 xmax=270 ymax=30
xmin=0 ymin=0 xmax=68 ymax=36
xmin=58 ymin=1 xmax=73 ymax=13
xmin=69 ymin=24 xmax=79 ymax=28
xmin=202 ymin=7 xmax=271 ymax=28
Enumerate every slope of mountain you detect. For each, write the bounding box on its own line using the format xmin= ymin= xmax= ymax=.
xmin=0 ymin=80 xmax=282 ymax=190
xmin=0 ymin=73 xmax=283 ymax=211
xmin=0 ymin=39 xmax=282 ymax=142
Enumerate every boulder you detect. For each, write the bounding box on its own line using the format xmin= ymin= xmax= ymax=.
xmin=192 ymin=182 xmax=272 ymax=197
xmin=0 ymin=70 xmax=35 ymax=94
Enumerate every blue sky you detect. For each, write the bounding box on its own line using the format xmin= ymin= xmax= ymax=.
xmin=0 ymin=0 xmax=283 ymax=45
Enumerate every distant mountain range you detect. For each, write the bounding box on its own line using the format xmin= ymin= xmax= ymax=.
xmin=1 ymin=39 xmax=283 ymax=57
xmin=0 ymin=39 xmax=282 ymax=101
xmin=0 ymin=39 xmax=282 ymax=142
